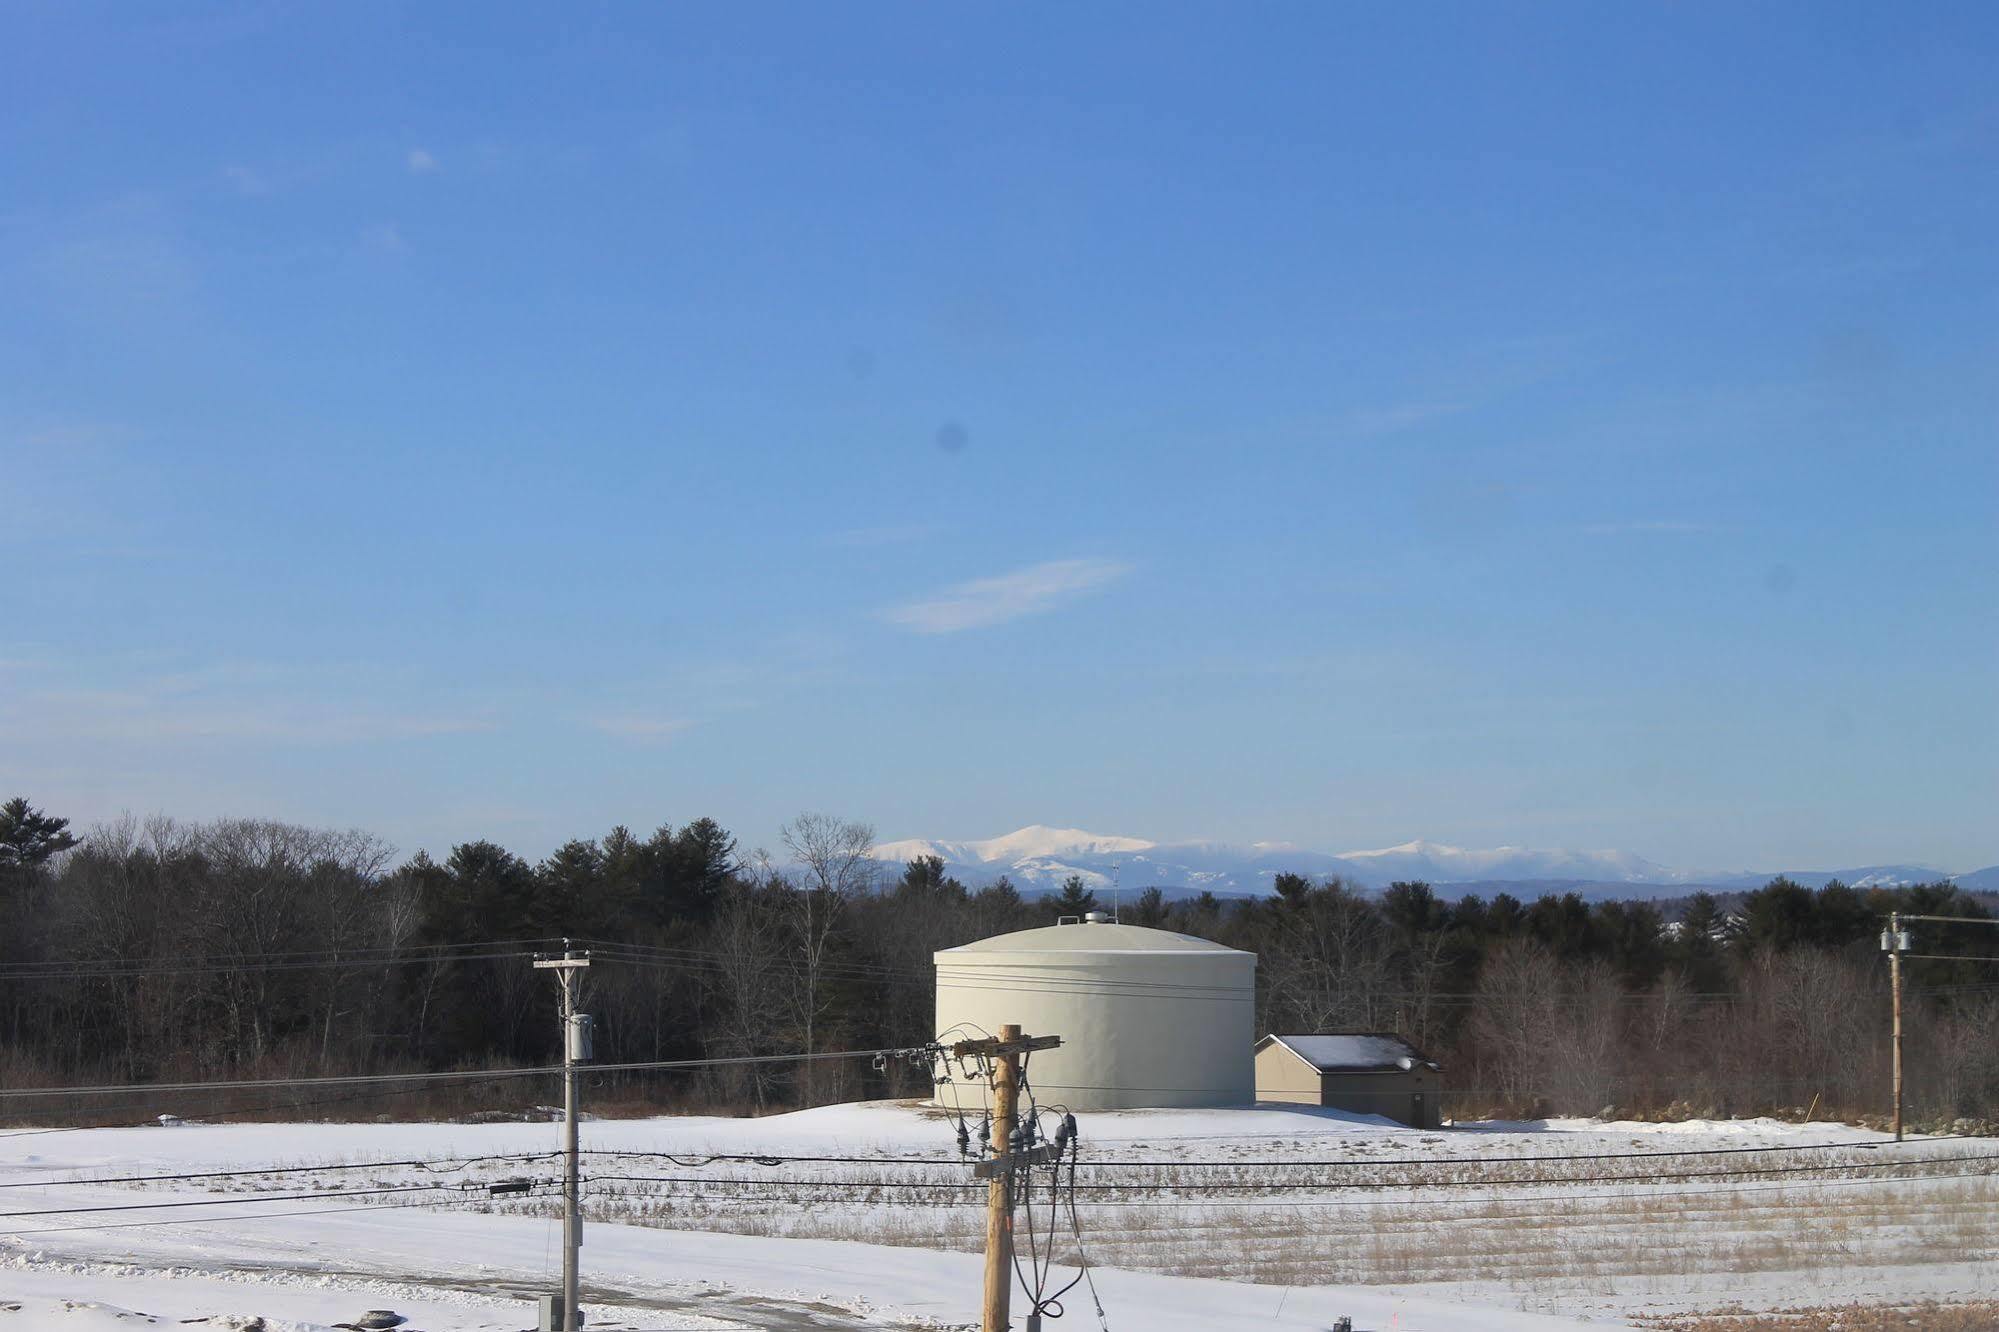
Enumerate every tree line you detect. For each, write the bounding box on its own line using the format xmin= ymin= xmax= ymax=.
xmin=2 ymin=797 xmax=1993 ymax=1128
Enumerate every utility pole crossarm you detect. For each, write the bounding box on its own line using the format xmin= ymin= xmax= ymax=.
xmin=972 ymin=1141 xmax=1065 ymax=1179
xmin=952 ymin=1034 xmax=1061 ymax=1059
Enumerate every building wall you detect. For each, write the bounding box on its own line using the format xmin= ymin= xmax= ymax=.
xmin=1253 ymin=1043 xmax=1323 ymax=1104
xmin=1317 ymin=1068 xmax=1442 ymax=1129
xmin=934 ymin=947 xmax=1256 ymax=1111
xmin=1253 ymin=1044 xmax=1443 ymax=1128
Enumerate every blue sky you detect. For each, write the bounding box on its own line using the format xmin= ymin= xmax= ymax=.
xmin=3 ymin=3 xmax=1994 ymax=872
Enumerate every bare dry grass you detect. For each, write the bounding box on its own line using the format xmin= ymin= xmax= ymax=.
xmin=1640 ymin=1301 xmax=1999 ymax=1331
xmin=163 ymin=1128 xmax=1999 ymax=1320
xmin=573 ymin=1145 xmax=1999 ymax=1295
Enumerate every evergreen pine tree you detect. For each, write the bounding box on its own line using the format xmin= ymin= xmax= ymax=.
xmin=1048 ymin=874 xmax=1099 ymax=919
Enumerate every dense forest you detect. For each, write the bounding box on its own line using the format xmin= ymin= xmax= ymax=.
xmin=2 ymin=798 xmax=1994 ymax=1129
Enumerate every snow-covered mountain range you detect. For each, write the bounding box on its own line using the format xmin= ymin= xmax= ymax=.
xmin=868 ymin=825 xmax=1988 ymax=900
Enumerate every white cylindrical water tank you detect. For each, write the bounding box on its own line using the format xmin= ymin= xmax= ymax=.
xmin=934 ymin=920 xmax=1256 ymax=1111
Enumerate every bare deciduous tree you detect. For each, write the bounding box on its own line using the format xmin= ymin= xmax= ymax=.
xmin=777 ymin=813 xmax=877 ymax=1102
xmin=1470 ymin=938 xmax=1564 ymax=1110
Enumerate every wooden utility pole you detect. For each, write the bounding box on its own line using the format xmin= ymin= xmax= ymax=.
xmin=953 ymin=1025 xmax=1062 ymax=1332
xmin=1881 ymin=913 xmax=1915 ymax=1141
xmin=1880 ymin=912 xmax=1999 ymax=1143
xmin=535 ymin=944 xmax=592 ymax=1331
xmin=983 ymin=1024 xmax=1020 ymax=1332
xmin=1886 ymin=913 xmax=1905 ymax=1142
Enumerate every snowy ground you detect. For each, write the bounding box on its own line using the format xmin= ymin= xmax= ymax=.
xmin=1 ymin=1102 xmax=1993 ymax=1330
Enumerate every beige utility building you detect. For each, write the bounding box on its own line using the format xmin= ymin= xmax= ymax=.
xmin=934 ymin=916 xmax=1256 ymax=1111
xmin=1254 ymin=1032 xmax=1443 ymax=1129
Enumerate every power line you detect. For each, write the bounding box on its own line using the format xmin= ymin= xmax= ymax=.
xmin=1051 ymin=1166 xmax=1999 ymax=1208
xmin=930 ymin=1073 xmax=1911 ymax=1099
xmin=1894 ymin=915 xmax=1999 ymax=927
xmin=0 ymin=1065 xmax=564 ymax=1101
xmin=0 ymin=947 xmax=546 ymax=984
xmin=582 ymin=1137 xmax=1891 ymax=1171
xmin=589 ymin=1172 xmax=977 ymax=1191
xmin=0 ymin=1044 xmax=940 ymax=1101
xmin=0 ymin=937 xmax=566 ymax=971
xmin=0 ymin=1150 xmax=560 ymax=1191
xmin=0 ymin=937 xmax=558 ymax=965
xmin=605 ymin=935 xmax=1999 ymax=999
xmin=584 ymin=1149 xmax=960 ymax=1167
xmin=0 ymin=1190 xmax=558 ymax=1239
xmin=612 ymin=1165 xmax=1999 ymax=1211
xmin=0 ymin=1068 xmax=546 ymax=1138
xmin=581 ymin=1149 xmax=1999 ymax=1194
xmin=10 ymin=930 xmax=1996 ymax=1007
xmin=0 ymin=1178 xmax=523 ymax=1220
xmin=1044 ymin=1138 xmax=1939 ymax=1168
xmin=580 ymin=1134 xmax=1980 ymax=1173
xmin=595 ymin=942 xmax=1999 ymax=1008
xmin=0 ymin=932 xmax=563 ymax=976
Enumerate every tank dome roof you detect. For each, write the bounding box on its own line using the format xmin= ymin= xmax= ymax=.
xmin=939 ymin=921 xmax=1250 ymax=956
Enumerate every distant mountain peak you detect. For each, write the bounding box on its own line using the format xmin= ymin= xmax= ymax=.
xmin=1343 ymin=838 xmax=1459 ymax=858
xmin=1329 ymin=841 xmax=1682 ymax=884
xmin=862 ymin=826 xmax=1982 ymax=901
xmin=975 ymin=825 xmax=1156 ymax=860
xmin=870 ymin=824 xmax=1155 ymax=869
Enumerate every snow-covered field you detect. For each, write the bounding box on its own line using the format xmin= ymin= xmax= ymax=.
xmin=2 ymin=1102 xmax=1995 ymax=1330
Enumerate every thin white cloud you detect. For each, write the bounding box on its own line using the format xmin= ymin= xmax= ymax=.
xmin=2 ymin=658 xmax=494 ymax=746
xmin=1343 ymin=400 xmax=1468 ymax=436
xmin=24 ymin=688 xmax=491 ymax=743
xmin=36 ymin=201 xmax=198 ymax=321
xmin=221 ymin=164 xmax=269 ymax=196
xmin=214 ymin=158 xmax=335 ymax=199
xmin=832 ymin=521 xmax=944 ymax=548
xmin=587 ymin=715 xmax=693 ymax=744
xmin=881 ymin=558 xmax=1132 ymax=634
xmin=360 ymin=223 xmax=408 ymax=253
xmin=406 ymin=147 xmax=438 ymax=174
xmin=1580 ymin=520 xmax=1710 ymax=536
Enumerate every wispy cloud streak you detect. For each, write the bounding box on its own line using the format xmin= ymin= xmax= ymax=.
xmin=881 ymin=558 xmax=1132 ymax=634
xmin=587 ymin=715 xmax=692 ymax=744
xmin=1343 ymin=400 xmax=1468 ymax=436
xmin=1580 ymin=520 xmax=1710 ymax=536
xmin=2 ymin=658 xmax=494 ymax=745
